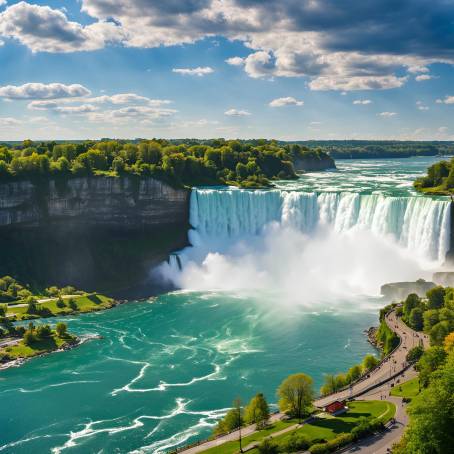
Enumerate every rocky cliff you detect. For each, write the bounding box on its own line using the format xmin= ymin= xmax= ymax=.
xmin=0 ymin=176 xmax=188 ymax=228
xmin=0 ymin=177 xmax=190 ymax=295
xmin=293 ymin=152 xmax=336 ymax=172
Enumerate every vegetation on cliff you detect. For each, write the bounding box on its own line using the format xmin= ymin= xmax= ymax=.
xmin=400 ymin=287 xmax=454 ymax=345
xmin=414 ymin=157 xmax=454 ymax=194
xmin=0 ymin=139 xmax=333 ymax=189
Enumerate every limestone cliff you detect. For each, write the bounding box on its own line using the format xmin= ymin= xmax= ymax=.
xmin=0 ymin=176 xmax=188 ymax=228
xmin=0 ymin=177 xmax=189 ymax=295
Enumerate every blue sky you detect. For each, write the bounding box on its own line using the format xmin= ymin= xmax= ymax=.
xmin=1 ymin=0 xmax=454 ymax=140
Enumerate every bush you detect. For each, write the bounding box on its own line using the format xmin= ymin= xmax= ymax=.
xmin=35 ymin=324 xmax=52 ymax=339
xmin=406 ymin=346 xmax=424 ymax=363
xmin=56 ymin=322 xmax=67 ymax=338
xmin=257 ymin=438 xmax=279 ymax=454
xmin=56 ymin=298 xmax=66 ymax=308
xmin=23 ymin=330 xmax=36 ymax=346
xmin=68 ymin=299 xmax=78 ymax=311
xmin=279 ymin=431 xmax=310 ymax=452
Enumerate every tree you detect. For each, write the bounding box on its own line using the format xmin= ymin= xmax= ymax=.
xmin=444 ymin=332 xmax=454 ymax=352
xmin=68 ymin=298 xmax=78 ymax=311
xmin=362 ymin=354 xmax=379 ymax=372
xmin=417 ymin=346 xmax=447 ymax=387
xmin=213 ymin=399 xmax=244 ymax=437
xmin=56 ymin=322 xmax=67 ymax=338
xmin=406 ymin=346 xmax=424 ymax=363
xmin=430 ymin=321 xmax=451 ymax=346
xmin=244 ymin=393 xmax=270 ymax=429
xmin=320 ymin=374 xmax=337 ymax=396
xmin=26 ymin=297 xmax=38 ymax=314
xmin=426 ymin=286 xmax=446 ymax=310
xmin=409 ymin=307 xmax=424 ymax=331
xmin=36 ymin=324 xmax=52 ymax=339
xmin=346 ymin=364 xmax=362 ymax=383
xmin=277 ymin=373 xmax=314 ymax=423
xmin=23 ymin=330 xmax=35 ymax=346
xmin=395 ymin=350 xmax=454 ymax=453
xmin=0 ymin=304 xmax=6 ymax=317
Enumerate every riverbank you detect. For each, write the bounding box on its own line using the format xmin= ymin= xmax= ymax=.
xmin=0 ymin=328 xmax=94 ymax=371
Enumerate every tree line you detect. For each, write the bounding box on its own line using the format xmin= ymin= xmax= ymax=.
xmin=414 ymin=157 xmax=454 ymax=194
xmin=0 ymin=139 xmax=330 ymax=188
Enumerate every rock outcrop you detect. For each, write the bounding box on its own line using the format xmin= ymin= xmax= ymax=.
xmin=380 ymin=280 xmax=436 ymax=301
xmin=0 ymin=177 xmax=190 ymax=295
xmin=293 ymin=152 xmax=336 ymax=172
xmin=0 ymin=176 xmax=188 ymax=228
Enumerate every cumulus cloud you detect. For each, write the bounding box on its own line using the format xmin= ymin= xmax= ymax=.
xmin=436 ymin=96 xmax=454 ymax=104
xmin=225 ymin=56 xmax=244 ymax=66
xmin=415 ymin=74 xmax=433 ymax=81
xmin=0 ymin=1 xmax=123 ymax=52
xmin=379 ymin=111 xmax=398 ymax=117
xmin=353 ymin=99 xmax=372 ymax=105
xmin=269 ymin=97 xmax=304 ymax=107
xmin=2 ymin=1 xmax=454 ymax=90
xmin=0 ymin=83 xmax=91 ymax=99
xmin=224 ymin=108 xmax=251 ymax=116
xmin=172 ymin=66 xmax=214 ymax=76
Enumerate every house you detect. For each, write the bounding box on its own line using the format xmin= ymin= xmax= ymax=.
xmin=324 ymin=400 xmax=348 ymax=416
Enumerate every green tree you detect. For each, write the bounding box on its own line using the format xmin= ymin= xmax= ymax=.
xmin=56 ymin=322 xmax=68 ymax=338
xmin=213 ymin=399 xmax=244 ymax=437
xmin=430 ymin=321 xmax=451 ymax=346
xmin=26 ymin=296 xmax=38 ymax=314
xmin=277 ymin=373 xmax=314 ymax=422
xmin=406 ymin=346 xmax=424 ymax=363
xmin=417 ymin=346 xmax=447 ymax=387
xmin=403 ymin=293 xmax=421 ymax=320
xmin=257 ymin=438 xmax=279 ymax=454
xmin=409 ymin=307 xmax=424 ymax=331
xmin=244 ymin=393 xmax=270 ymax=429
xmin=346 ymin=364 xmax=362 ymax=383
xmin=362 ymin=354 xmax=379 ymax=372
xmin=426 ymin=286 xmax=446 ymax=310
xmin=396 ymin=350 xmax=454 ymax=453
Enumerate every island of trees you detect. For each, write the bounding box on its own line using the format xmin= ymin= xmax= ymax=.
xmin=0 ymin=139 xmax=334 ymax=189
xmin=414 ymin=157 xmax=454 ymax=194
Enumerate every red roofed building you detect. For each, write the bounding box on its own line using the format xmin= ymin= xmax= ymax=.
xmin=324 ymin=400 xmax=347 ymax=416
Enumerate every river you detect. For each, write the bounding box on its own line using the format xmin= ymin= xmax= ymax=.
xmin=0 ymin=156 xmax=450 ymax=453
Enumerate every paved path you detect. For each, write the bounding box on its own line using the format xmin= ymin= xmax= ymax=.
xmin=178 ymin=310 xmax=425 ymax=454
xmin=0 ymin=337 xmax=20 ymax=348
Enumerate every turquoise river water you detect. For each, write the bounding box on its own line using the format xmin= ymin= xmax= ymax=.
xmin=0 ymin=156 xmax=451 ymax=453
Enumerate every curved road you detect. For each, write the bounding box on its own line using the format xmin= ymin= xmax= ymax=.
xmin=179 ymin=309 xmax=426 ymax=454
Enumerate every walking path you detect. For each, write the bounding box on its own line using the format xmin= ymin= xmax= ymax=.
xmin=178 ymin=309 xmax=426 ymax=454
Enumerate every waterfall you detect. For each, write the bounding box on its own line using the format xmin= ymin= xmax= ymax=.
xmin=187 ymin=188 xmax=451 ymax=262
xmin=159 ymin=187 xmax=451 ymax=298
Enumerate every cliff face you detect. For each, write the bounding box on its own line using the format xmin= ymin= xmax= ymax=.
xmin=0 ymin=177 xmax=188 ymax=228
xmin=293 ymin=154 xmax=336 ymax=172
xmin=0 ymin=177 xmax=190 ymax=295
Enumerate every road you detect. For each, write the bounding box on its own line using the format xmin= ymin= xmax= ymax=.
xmin=177 ymin=309 xmax=426 ymax=454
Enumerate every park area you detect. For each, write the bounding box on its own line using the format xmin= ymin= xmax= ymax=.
xmin=200 ymin=400 xmax=395 ymax=454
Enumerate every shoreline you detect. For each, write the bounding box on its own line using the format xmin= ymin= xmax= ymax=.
xmin=0 ymin=334 xmax=103 ymax=371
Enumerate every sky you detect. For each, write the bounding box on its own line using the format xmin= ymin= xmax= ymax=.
xmin=0 ymin=0 xmax=454 ymax=141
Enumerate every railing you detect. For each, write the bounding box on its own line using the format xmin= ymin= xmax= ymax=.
xmin=314 ymin=310 xmax=403 ymax=403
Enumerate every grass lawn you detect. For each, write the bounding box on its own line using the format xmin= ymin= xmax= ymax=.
xmin=200 ymin=401 xmax=396 ymax=454
xmin=200 ymin=419 xmax=299 ymax=454
xmin=6 ymin=294 xmax=115 ymax=320
xmin=391 ymin=377 xmax=420 ymax=399
xmin=1 ymin=333 xmax=75 ymax=360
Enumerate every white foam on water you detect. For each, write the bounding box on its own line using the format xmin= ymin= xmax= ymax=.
xmin=159 ymin=189 xmax=451 ymax=305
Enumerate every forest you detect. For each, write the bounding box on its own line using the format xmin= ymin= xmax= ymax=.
xmin=414 ymin=157 xmax=454 ymax=194
xmin=0 ymin=139 xmax=328 ymax=188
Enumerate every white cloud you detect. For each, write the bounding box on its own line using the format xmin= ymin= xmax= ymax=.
xmin=0 ymin=1 xmax=123 ymax=53
xmin=436 ymin=96 xmax=454 ymax=104
xmin=309 ymin=75 xmax=407 ymax=91
xmin=172 ymin=66 xmax=214 ymax=76
xmin=224 ymin=109 xmax=251 ymax=117
xmin=416 ymin=101 xmax=429 ymax=111
xmin=415 ymin=74 xmax=433 ymax=81
xmin=0 ymin=117 xmax=21 ymax=126
xmin=56 ymin=104 xmax=97 ymax=114
xmin=353 ymin=99 xmax=372 ymax=105
xmin=225 ymin=57 xmax=244 ymax=66
xmin=269 ymin=97 xmax=304 ymax=107
xmin=438 ymin=126 xmax=448 ymax=133
xmin=0 ymin=83 xmax=90 ymax=99
xmin=379 ymin=111 xmax=398 ymax=117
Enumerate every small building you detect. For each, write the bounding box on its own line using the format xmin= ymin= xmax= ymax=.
xmin=324 ymin=400 xmax=348 ymax=416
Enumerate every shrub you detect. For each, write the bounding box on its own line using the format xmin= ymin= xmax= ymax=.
xmin=257 ymin=438 xmax=279 ymax=454
xmin=68 ymin=299 xmax=78 ymax=311
xmin=56 ymin=322 xmax=67 ymax=338
xmin=56 ymin=298 xmax=66 ymax=309
xmin=279 ymin=431 xmax=310 ymax=452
